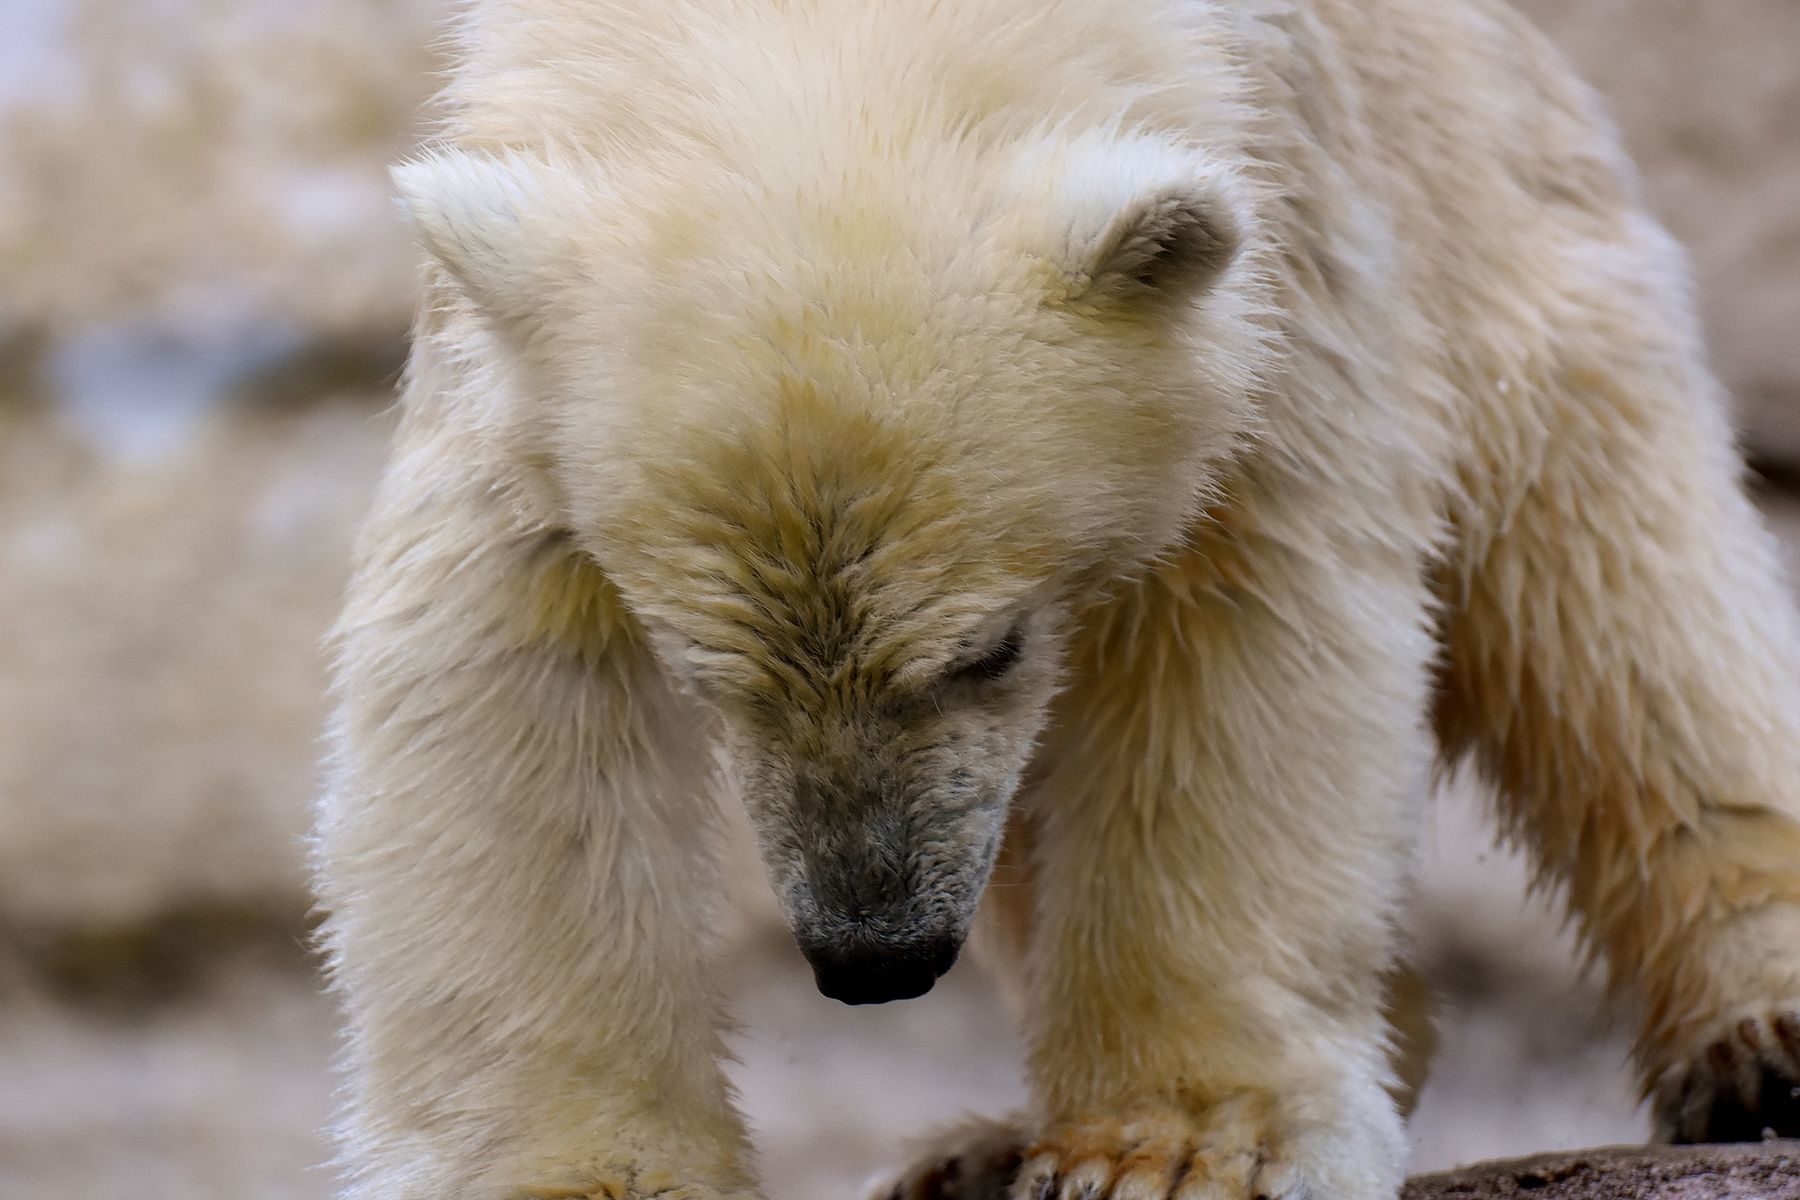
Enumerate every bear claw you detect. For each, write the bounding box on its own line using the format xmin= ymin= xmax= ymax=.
xmin=1011 ymin=1104 xmax=1277 ymax=1200
xmin=1658 ymin=1009 xmax=1800 ymax=1143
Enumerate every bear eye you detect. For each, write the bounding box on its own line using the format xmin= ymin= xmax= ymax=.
xmin=949 ymin=625 xmax=1025 ymax=683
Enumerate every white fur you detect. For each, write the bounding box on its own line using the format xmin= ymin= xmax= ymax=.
xmin=316 ymin=0 xmax=1800 ymax=1196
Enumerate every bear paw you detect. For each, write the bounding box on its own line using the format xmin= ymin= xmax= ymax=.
xmin=1655 ymin=1008 xmax=1800 ymax=1143
xmin=1009 ymin=1091 xmax=1398 ymax=1200
xmin=872 ymin=1114 xmax=1030 ymax=1200
xmin=1013 ymin=1103 xmax=1267 ymax=1200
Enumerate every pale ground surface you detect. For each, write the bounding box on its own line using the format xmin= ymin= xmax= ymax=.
xmin=1 ymin=0 xmax=1797 ymax=1196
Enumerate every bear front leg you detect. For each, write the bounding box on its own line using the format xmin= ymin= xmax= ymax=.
xmin=314 ymin=443 xmax=755 ymax=1200
xmin=1433 ymin=214 xmax=1800 ymax=1143
xmin=1010 ymin=531 xmax=1430 ymax=1200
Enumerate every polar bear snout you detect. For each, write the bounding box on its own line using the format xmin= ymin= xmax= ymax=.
xmin=795 ymin=926 xmax=963 ymax=1006
xmin=784 ymin=838 xmax=971 ymax=1004
xmin=744 ymin=763 xmax=1002 ymax=1006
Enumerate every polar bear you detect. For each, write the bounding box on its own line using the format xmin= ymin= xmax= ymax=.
xmin=313 ymin=0 xmax=1800 ymax=1197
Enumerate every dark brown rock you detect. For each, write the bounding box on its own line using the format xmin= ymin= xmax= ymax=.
xmin=1405 ymin=1143 xmax=1800 ymax=1200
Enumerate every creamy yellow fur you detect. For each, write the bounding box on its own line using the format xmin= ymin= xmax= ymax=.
xmin=314 ymin=1 xmax=1800 ymax=1197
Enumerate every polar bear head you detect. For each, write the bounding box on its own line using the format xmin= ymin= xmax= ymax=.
xmin=395 ymin=128 xmax=1267 ymax=1003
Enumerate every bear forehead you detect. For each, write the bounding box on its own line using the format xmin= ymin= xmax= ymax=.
xmin=611 ymin=403 xmax=1052 ymax=638
xmin=568 ymin=383 xmax=1048 ymax=702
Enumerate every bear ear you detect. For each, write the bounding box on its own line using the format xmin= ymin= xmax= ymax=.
xmin=391 ymin=149 xmax=594 ymax=324
xmin=1025 ymin=134 xmax=1246 ymax=312
xmin=1077 ymin=183 xmax=1240 ymax=306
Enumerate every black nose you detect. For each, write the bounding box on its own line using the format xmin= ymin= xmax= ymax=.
xmin=799 ymin=932 xmax=962 ymax=1005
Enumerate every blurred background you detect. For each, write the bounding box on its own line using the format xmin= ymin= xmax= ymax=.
xmin=0 ymin=2 xmax=1796 ymax=1197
